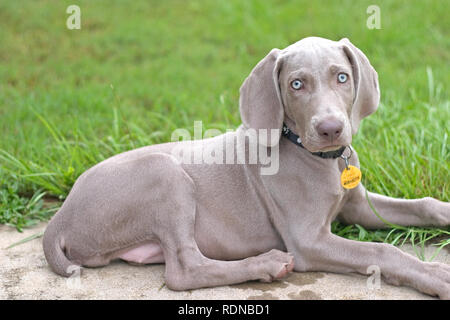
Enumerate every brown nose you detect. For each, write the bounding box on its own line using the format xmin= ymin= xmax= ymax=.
xmin=316 ymin=119 xmax=343 ymax=141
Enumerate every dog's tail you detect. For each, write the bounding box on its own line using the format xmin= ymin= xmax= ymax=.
xmin=43 ymin=217 xmax=80 ymax=277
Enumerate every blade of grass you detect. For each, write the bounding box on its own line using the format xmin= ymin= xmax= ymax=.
xmin=6 ymin=231 xmax=44 ymax=249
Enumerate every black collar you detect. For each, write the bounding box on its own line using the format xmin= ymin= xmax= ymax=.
xmin=281 ymin=123 xmax=346 ymax=159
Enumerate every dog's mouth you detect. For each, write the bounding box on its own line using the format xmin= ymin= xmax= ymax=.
xmin=303 ymin=136 xmax=351 ymax=153
xmin=318 ymin=145 xmax=343 ymax=152
xmin=286 ymin=125 xmax=350 ymax=154
xmin=302 ymin=142 xmax=344 ymax=153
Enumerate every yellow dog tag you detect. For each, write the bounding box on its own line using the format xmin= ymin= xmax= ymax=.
xmin=340 ymin=165 xmax=362 ymax=189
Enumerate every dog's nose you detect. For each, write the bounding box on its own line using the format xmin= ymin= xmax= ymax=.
xmin=316 ymin=119 xmax=343 ymax=141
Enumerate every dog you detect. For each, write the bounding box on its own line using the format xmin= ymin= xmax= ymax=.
xmin=43 ymin=37 xmax=450 ymax=298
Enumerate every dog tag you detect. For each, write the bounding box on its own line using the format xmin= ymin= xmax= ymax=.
xmin=340 ymin=165 xmax=362 ymax=189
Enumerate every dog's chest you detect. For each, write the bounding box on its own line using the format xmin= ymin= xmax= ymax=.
xmin=265 ymin=148 xmax=349 ymax=218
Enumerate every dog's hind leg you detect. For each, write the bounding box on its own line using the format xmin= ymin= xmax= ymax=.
xmin=107 ymin=152 xmax=294 ymax=290
xmin=154 ymin=164 xmax=293 ymax=290
xmin=162 ymin=231 xmax=294 ymax=290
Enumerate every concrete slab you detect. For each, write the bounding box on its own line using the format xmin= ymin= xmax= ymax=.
xmin=1 ymin=222 xmax=447 ymax=300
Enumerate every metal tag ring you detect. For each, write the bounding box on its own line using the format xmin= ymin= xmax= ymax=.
xmin=340 ymin=145 xmax=353 ymax=170
xmin=340 ymin=145 xmax=353 ymax=160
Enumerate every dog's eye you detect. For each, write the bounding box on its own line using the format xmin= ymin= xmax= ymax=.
xmin=291 ymin=79 xmax=303 ymax=90
xmin=337 ymin=73 xmax=348 ymax=83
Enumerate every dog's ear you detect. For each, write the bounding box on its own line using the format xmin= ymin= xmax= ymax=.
xmin=340 ymin=38 xmax=380 ymax=134
xmin=239 ymin=49 xmax=284 ymax=146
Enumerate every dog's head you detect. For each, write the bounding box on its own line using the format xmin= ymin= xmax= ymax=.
xmin=239 ymin=37 xmax=379 ymax=151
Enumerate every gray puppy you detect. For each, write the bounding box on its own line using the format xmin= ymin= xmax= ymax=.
xmin=44 ymin=37 xmax=450 ymax=298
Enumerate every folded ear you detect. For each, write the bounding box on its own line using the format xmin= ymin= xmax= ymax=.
xmin=340 ymin=38 xmax=380 ymax=134
xmin=239 ymin=49 xmax=284 ymax=146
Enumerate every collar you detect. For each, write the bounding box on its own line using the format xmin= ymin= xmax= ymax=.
xmin=281 ymin=123 xmax=347 ymax=159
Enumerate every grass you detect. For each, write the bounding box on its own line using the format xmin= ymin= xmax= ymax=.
xmin=0 ymin=180 xmax=59 ymax=232
xmin=0 ymin=0 xmax=449 ymax=260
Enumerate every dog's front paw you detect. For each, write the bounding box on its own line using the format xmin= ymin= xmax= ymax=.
xmin=423 ymin=197 xmax=450 ymax=226
xmin=257 ymin=249 xmax=294 ymax=282
xmin=423 ymin=262 xmax=450 ymax=299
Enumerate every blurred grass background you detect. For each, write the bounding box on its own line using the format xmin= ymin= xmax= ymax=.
xmin=0 ymin=0 xmax=448 ymax=254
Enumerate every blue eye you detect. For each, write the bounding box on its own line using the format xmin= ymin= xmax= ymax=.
xmin=291 ymin=79 xmax=303 ymax=90
xmin=338 ymin=73 xmax=348 ymax=83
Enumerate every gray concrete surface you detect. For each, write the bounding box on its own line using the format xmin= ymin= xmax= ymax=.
xmin=1 ymin=222 xmax=447 ymax=300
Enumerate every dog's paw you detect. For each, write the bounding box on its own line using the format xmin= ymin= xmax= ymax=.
xmin=257 ymin=249 xmax=294 ymax=282
xmin=423 ymin=197 xmax=450 ymax=226
xmin=423 ymin=262 xmax=450 ymax=299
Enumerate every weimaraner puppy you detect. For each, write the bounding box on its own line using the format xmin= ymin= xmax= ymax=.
xmin=43 ymin=37 xmax=450 ymax=298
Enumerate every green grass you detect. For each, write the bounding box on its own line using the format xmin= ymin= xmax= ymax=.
xmin=0 ymin=180 xmax=59 ymax=231
xmin=0 ymin=0 xmax=449 ymax=259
